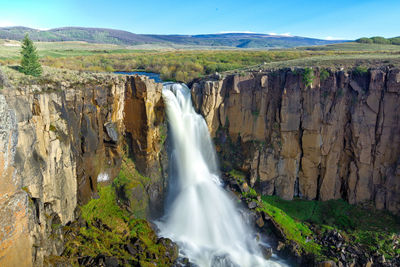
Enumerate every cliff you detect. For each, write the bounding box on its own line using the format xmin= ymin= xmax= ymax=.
xmin=191 ymin=67 xmax=400 ymax=215
xmin=1 ymin=65 xmax=399 ymax=266
xmin=0 ymin=67 xmax=166 ymax=267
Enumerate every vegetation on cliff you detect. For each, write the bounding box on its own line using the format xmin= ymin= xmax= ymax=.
xmin=262 ymin=196 xmax=400 ymax=262
xmin=235 ymin=182 xmax=400 ymax=266
xmin=301 ymin=67 xmax=314 ymax=88
xmin=228 ymin=171 xmax=400 ymax=265
xmin=54 ymin=157 xmax=178 ymax=267
xmin=113 ymin=155 xmax=152 ymax=219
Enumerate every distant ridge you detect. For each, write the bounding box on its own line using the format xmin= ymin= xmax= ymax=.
xmin=0 ymin=26 xmax=347 ymax=48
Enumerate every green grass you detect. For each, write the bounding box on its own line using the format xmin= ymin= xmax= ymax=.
xmin=258 ymin=198 xmax=323 ymax=258
xmin=262 ymin=196 xmax=355 ymax=228
xmin=36 ymin=50 xmax=313 ymax=82
xmin=2 ymin=40 xmax=400 ymax=83
xmin=301 ymin=42 xmax=400 ymax=52
xmin=0 ymin=40 xmax=151 ymax=60
xmin=80 ymin=186 xmax=128 ymax=229
xmin=262 ymin=196 xmax=400 ymax=260
xmin=243 ymin=187 xmax=258 ymax=199
xmin=258 ymin=53 xmax=400 ymax=70
xmin=228 ymin=169 xmax=246 ymax=182
xmin=113 ymin=155 xmax=151 ymax=219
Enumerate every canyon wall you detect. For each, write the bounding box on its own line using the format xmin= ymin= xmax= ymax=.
xmin=1 ymin=66 xmax=399 ymax=266
xmin=0 ymin=69 xmax=166 ymax=267
xmin=191 ymin=68 xmax=400 ymax=215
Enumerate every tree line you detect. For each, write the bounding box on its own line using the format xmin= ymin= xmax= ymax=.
xmin=356 ymin=36 xmax=400 ymax=45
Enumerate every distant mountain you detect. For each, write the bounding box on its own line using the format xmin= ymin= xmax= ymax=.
xmin=0 ymin=26 xmax=347 ymax=48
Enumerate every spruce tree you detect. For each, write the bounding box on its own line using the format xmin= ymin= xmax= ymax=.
xmin=20 ymin=34 xmax=42 ymax=76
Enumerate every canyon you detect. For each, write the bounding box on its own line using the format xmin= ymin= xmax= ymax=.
xmin=191 ymin=68 xmax=400 ymax=215
xmin=0 ymin=66 xmax=399 ymax=266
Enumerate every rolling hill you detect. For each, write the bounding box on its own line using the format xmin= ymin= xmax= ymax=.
xmin=0 ymin=26 xmax=346 ymax=49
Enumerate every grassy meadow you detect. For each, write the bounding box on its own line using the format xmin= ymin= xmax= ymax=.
xmin=1 ymin=39 xmax=400 ymax=82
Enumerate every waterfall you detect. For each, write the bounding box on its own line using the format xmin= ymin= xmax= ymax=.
xmin=157 ymin=83 xmax=287 ymax=267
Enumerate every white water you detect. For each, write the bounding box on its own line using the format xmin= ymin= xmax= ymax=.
xmin=157 ymin=83 xmax=287 ymax=267
xmin=97 ymin=172 xmax=109 ymax=182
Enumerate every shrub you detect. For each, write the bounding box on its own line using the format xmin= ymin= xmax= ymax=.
xmin=20 ymin=34 xmax=42 ymax=77
xmin=353 ymin=66 xmax=368 ymax=76
xmin=302 ymin=68 xmax=314 ymax=88
xmin=320 ymin=69 xmax=329 ymax=82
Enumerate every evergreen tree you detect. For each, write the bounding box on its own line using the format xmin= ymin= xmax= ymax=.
xmin=20 ymin=34 xmax=42 ymax=76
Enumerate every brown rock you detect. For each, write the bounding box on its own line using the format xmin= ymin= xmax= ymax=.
xmin=318 ymin=261 xmax=337 ymax=267
xmin=276 ymin=241 xmax=285 ymax=251
xmin=256 ymin=215 xmax=264 ymax=228
xmin=192 ymin=68 xmax=400 ymax=214
xmin=241 ymin=182 xmax=250 ymax=193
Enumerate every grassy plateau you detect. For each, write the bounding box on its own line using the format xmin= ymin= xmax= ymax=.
xmin=2 ymin=39 xmax=400 ymax=82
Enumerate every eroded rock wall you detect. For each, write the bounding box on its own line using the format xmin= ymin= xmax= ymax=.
xmin=124 ymin=75 xmax=167 ymax=217
xmin=0 ymin=75 xmax=126 ymax=266
xmin=191 ymin=68 xmax=400 ymax=215
xmin=0 ymin=70 xmax=166 ymax=267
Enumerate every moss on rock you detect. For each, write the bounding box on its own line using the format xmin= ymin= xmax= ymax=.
xmin=59 ymin=157 xmax=178 ymax=266
xmin=261 ymin=195 xmax=400 ymax=264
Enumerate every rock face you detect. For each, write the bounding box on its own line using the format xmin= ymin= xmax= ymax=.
xmin=0 ymin=69 xmax=166 ymax=267
xmin=124 ymin=76 xmax=167 ymax=216
xmin=191 ymin=68 xmax=400 ymax=215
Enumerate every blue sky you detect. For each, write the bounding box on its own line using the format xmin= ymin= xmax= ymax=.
xmin=0 ymin=0 xmax=399 ymax=40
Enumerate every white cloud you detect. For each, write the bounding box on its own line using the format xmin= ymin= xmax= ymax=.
xmin=218 ymin=31 xmax=293 ymax=37
xmin=0 ymin=20 xmax=16 ymax=27
xmin=268 ymin=32 xmax=293 ymax=37
xmin=324 ymin=36 xmax=344 ymax=40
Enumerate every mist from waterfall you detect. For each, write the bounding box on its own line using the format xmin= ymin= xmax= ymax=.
xmin=157 ymin=83 xmax=287 ymax=267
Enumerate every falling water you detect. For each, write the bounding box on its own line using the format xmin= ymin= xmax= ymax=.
xmin=157 ymin=83 xmax=287 ymax=267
